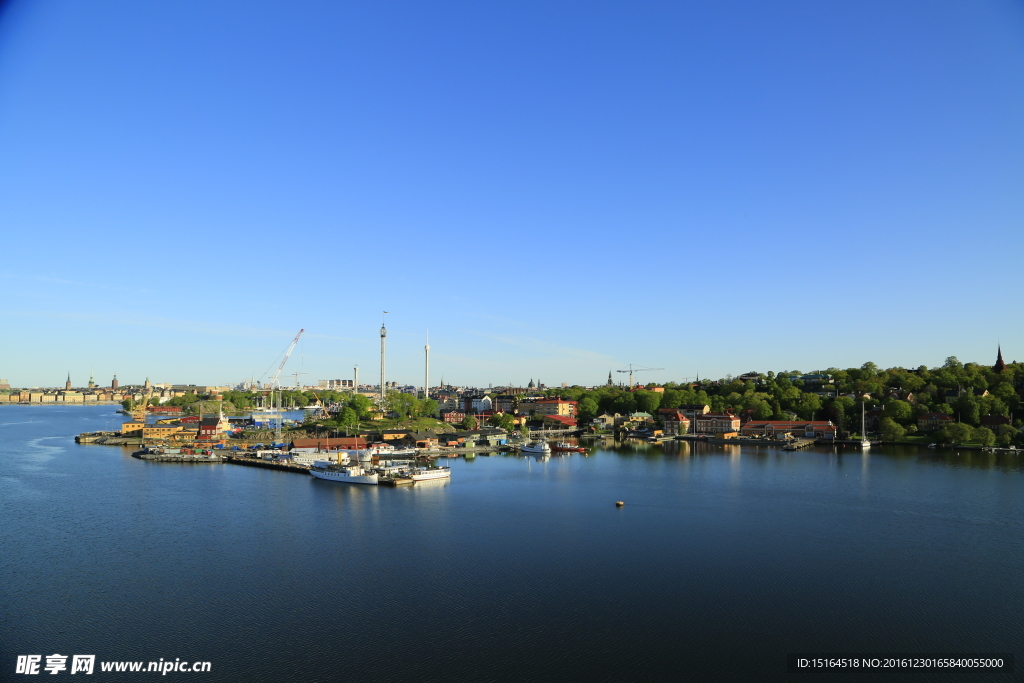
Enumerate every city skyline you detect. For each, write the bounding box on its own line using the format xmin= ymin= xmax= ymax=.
xmin=1 ymin=1 xmax=1021 ymax=387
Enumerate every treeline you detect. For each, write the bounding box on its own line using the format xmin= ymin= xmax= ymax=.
xmin=533 ymin=357 xmax=1023 ymax=445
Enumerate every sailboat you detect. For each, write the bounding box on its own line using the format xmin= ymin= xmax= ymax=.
xmin=860 ymin=402 xmax=871 ymax=449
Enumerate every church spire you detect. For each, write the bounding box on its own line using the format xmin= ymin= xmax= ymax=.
xmin=994 ymin=344 xmax=1006 ymax=373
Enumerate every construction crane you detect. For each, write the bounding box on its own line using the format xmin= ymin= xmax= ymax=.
xmin=267 ymin=329 xmax=305 ymax=389
xmin=616 ymin=364 xmax=665 ymax=389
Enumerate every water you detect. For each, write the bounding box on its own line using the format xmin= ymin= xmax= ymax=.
xmin=2 ymin=405 xmax=1021 ymax=681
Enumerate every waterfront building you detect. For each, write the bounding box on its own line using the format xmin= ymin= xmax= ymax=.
xmin=739 ymin=420 xmax=835 ymax=439
xmin=692 ymin=411 xmax=742 ymax=434
xmin=662 ymin=412 xmax=690 ymax=436
xmin=917 ymin=412 xmax=956 ymax=432
xmin=678 ymin=404 xmax=711 ymax=421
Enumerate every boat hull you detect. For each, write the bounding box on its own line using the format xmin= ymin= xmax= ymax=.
xmin=410 ymin=467 xmax=451 ymax=481
xmin=309 ymin=468 xmax=378 ymax=485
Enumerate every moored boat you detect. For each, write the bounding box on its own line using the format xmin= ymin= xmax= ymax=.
xmin=520 ymin=440 xmax=551 ymax=455
xmin=409 ymin=465 xmax=451 ymax=481
xmin=309 ymin=455 xmax=379 ymax=485
xmin=551 ymin=442 xmax=585 ymax=452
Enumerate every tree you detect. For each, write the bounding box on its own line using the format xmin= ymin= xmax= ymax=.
xmin=462 ymin=415 xmax=478 ymax=431
xmin=884 ymin=400 xmax=912 ymax=423
xmin=348 ymin=394 xmax=373 ymax=420
xmin=753 ymin=401 xmax=773 ymax=420
xmin=937 ymin=422 xmax=973 ymax=445
xmin=633 ymin=390 xmax=662 ymax=414
xmin=996 ymin=424 xmax=1017 ymax=447
xmin=974 ymin=427 xmax=996 ymax=447
xmin=880 ymin=417 xmax=906 ymax=442
xmin=577 ymin=397 xmax=599 ymax=421
xmin=338 ymin=407 xmax=358 ymax=428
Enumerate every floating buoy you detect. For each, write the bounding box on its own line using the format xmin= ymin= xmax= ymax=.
xmin=615 ymin=501 xmax=625 ymax=507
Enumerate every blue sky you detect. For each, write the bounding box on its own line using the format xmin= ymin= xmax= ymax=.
xmin=1 ymin=0 xmax=1022 ymax=389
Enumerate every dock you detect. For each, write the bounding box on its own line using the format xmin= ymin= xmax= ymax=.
xmin=782 ymin=439 xmax=814 ymax=451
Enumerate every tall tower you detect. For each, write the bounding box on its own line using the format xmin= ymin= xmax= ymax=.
xmin=88 ymin=369 xmax=95 ymax=389
xmin=424 ymin=331 xmax=430 ymax=402
xmin=65 ymin=373 xmax=72 ymax=391
xmin=112 ymin=374 xmax=119 ymax=390
xmin=380 ymin=312 xmax=388 ymax=406
xmin=353 ymin=365 xmax=359 ymax=392
xmin=994 ymin=345 xmax=1007 ymax=373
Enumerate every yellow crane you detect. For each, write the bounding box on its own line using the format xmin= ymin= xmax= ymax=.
xmin=616 ymin=364 xmax=665 ymax=389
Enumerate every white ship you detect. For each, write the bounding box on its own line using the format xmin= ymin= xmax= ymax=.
xmin=409 ymin=465 xmax=451 ymax=481
xmin=520 ymin=439 xmax=551 ymax=455
xmin=309 ymin=454 xmax=379 ymax=485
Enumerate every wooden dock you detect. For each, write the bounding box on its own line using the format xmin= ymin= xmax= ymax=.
xmin=782 ymin=439 xmax=815 ymax=451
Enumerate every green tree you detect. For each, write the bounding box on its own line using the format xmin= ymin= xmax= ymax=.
xmin=338 ymin=407 xmax=358 ymax=428
xmin=753 ymin=401 xmax=773 ymax=420
xmin=880 ymin=417 xmax=906 ymax=442
xmin=348 ymin=394 xmax=373 ymax=420
xmin=462 ymin=415 xmax=478 ymax=431
xmin=633 ymin=390 xmax=662 ymax=414
xmin=996 ymin=424 xmax=1017 ymax=447
xmin=577 ymin=397 xmax=599 ymax=421
xmin=884 ymin=400 xmax=913 ymax=423
xmin=937 ymin=422 xmax=973 ymax=445
xmin=974 ymin=427 xmax=996 ymax=447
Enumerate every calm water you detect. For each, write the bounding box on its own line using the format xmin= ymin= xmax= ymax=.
xmin=2 ymin=405 xmax=1022 ymax=682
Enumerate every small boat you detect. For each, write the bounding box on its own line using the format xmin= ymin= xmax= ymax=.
xmin=551 ymin=442 xmax=585 ymax=452
xmin=408 ymin=465 xmax=451 ymax=481
xmin=520 ymin=440 xmax=551 ymax=455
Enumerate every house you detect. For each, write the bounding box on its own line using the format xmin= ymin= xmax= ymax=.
xmin=440 ymin=410 xmax=466 ymax=424
xmin=541 ymin=414 xmax=578 ymax=429
xmin=692 ymin=411 xmax=741 ymax=434
xmin=980 ymin=414 xmax=1011 ymax=428
xmin=678 ymin=404 xmax=711 ymax=421
xmin=740 ymin=420 xmax=836 ymax=440
xmin=197 ymin=416 xmax=231 ymax=440
xmin=662 ymin=412 xmax=690 ymax=436
xmin=591 ymin=413 xmax=618 ymax=430
xmin=864 ymin=408 xmax=884 ymax=433
xmin=917 ymin=412 xmax=955 ymax=432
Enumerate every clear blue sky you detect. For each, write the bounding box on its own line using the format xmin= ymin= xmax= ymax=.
xmin=1 ymin=0 xmax=1021 ymax=389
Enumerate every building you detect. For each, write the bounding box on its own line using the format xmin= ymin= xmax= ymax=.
xmin=740 ymin=420 xmax=836 ymax=440
xmin=692 ymin=411 xmax=741 ymax=434
xmin=917 ymin=412 xmax=955 ymax=432
xmin=518 ymin=399 xmax=578 ymax=418
xmin=678 ymin=404 xmax=711 ymax=421
xmin=662 ymin=412 xmax=690 ymax=436
xmin=440 ymin=410 xmax=466 ymax=424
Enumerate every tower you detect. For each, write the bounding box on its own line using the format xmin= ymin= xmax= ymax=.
xmin=144 ymin=377 xmax=151 ymax=390
xmin=65 ymin=373 xmax=72 ymax=391
xmin=112 ymin=374 xmax=119 ymax=390
xmin=354 ymin=365 xmax=359 ymax=392
xmin=88 ymin=369 xmax=95 ymax=389
xmin=607 ymin=371 xmax=613 ymax=386
xmin=424 ymin=331 xmax=430 ymax=402
xmin=380 ymin=312 xmax=388 ymax=406
xmin=994 ymin=345 xmax=1006 ymax=373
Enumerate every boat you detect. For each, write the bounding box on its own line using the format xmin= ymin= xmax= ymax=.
xmin=309 ymin=453 xmax=378 ymax=485
xmin=408 ymin=465 xmax=451 ymax=481
xmin=860 ymin=402 xmax=871 ymax=449
xmin=361 ymin=443 xmax=418 ymax=457
xmin=520 ymin=439 xmax=551 ymax=455
xmin=551 ymin=442 xmax=585 ymax=452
